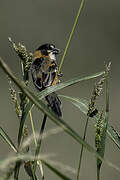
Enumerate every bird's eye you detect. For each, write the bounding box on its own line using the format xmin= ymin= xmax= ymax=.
xmin=41 ymin=49 xmax=48 ymax=56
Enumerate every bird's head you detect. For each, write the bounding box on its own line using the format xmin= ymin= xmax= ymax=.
xmin=36 ymin=43 xmax=60 ymax=60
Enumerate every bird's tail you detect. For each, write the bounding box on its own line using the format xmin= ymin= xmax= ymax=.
xmin=45 ymin=92 xmax=62 ymax=117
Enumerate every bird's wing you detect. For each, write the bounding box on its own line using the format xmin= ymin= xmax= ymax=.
xmin=31 ymin=57 xmax=59 ymax=90
xmin=30 ymin=58 xmax=43 ymax=90
xmin=42 ymin=69 xmax=58 ymax=88
xmin=40 ymin=58 xmax=59 ymax=88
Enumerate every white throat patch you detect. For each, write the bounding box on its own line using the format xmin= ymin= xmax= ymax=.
xmin=49 ymin=52 xmax=56 ymax=60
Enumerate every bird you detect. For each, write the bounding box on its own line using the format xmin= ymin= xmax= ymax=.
xmin=30 ymin=43 xmax=62 ymax=117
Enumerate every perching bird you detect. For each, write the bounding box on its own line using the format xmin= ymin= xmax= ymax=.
xmin=30 ymin=43 xmax=62 ymax=117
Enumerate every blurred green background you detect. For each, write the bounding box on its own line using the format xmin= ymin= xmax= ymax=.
xmin=0 ymin=0 xmax=120 ymax=179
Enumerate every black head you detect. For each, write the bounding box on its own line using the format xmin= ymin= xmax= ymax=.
xmin=37 ymin=43 xmax=60 ymax=56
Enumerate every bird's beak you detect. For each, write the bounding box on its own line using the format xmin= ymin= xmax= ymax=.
xmin=52 ymin=48 xmax=60 ymax=54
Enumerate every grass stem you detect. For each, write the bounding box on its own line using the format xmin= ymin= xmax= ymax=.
xmin=29 ymin=109 xmax=44 ymax=179
xmin=58 ymin=0 xmax=85 ymax=73
xmin=77 ymin=116 xmax=89 ymax=180
xmin=33 ymin=114 xmax=47 ymax=179
xmin=29 ymin=110 xmax=37 ymax=146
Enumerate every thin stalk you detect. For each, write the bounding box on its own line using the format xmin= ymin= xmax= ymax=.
xmin=105 ymin=69 xmax=109 ymax=124
xmin=33 ymin=114 xmax=47 ymax=179
xmin=30 ymin=162 xmax=36 ymax=180
xmin=97 ymin=169 xmax=100 ymax=180
xmin=29 ymin=109 xmax=44 ymax=179
xmin=58 ymin=0 xmax=85 ymax=73
xmin=29 ymin=110 xmax=37 ymax=146
xmin=77 ymin=116 xmax=89 ymax=180
xmin=14 ymin=62 xmax=29 ymax=179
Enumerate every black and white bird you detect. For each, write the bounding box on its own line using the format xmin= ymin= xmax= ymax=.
xmin=30 ymin=43 xmax=62 ymax=117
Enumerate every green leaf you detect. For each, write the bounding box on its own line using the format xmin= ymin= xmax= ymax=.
xmin=17 ymin=71 xmax=104 ymax=144
xmin=0 ymin=126 xmax=17 ymax=152
xmin=42 ymin=160 xmax=71 ymax=180
xmin=59 ymin=95 xmax=120 ymax=150
xmin=37 ymin=71 xmax=104 ymax=99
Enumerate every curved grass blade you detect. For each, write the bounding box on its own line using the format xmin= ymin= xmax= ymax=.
xmin=59 ymin=95 xmax=120 ymax=150
xmin=38 ymin=71 xmax=104 ymax=99
xmin=0 ymin=126 xmax=17 ymax=153
xmin=17 ymin=71 xmax=105 ymax=143
xmin=42 ymin=160 xmax=71 ymax=180
xmin=1 ymin=58 xmax=120 ymax=173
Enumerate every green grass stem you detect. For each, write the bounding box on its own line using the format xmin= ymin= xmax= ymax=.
xmin=29 ymin=110 xmax=37 ymax=146
xmin=77 ymin=116 xmax=89 ymax=180
xmin=58 ymin=0 xmax=85 ymax=73
xmin=29 ymin=110 xmax=44 ymax=179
